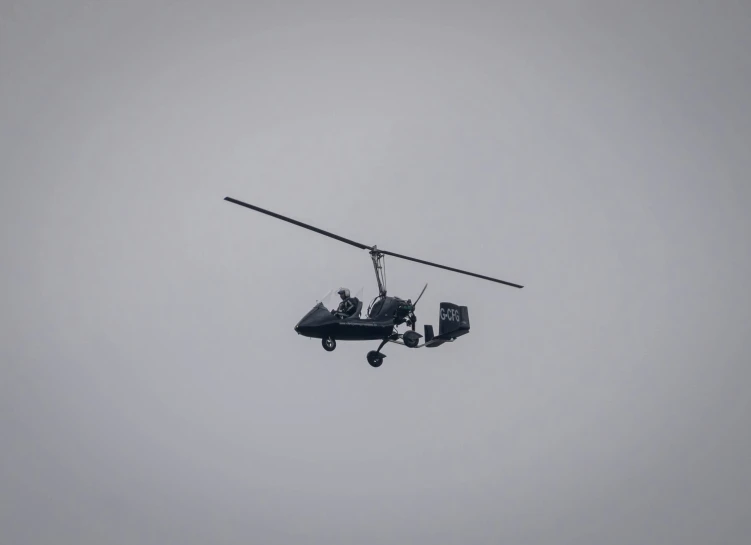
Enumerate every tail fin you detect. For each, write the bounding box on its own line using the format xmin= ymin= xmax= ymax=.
xmin=424 ymin=303 xmax=470 ymax=347
xmin=438 ymin=303 xmax=470 ymax=337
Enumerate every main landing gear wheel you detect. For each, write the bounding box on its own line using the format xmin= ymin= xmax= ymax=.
xmin=367 ymin=351 xmax=384 ymax=368
xmin=322 ymin=337 xmax=336 ymax=351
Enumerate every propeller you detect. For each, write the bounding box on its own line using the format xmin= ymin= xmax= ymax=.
xmin=405 ymin=283 xmax=428 ymax=331
xmin=413 ymin=283 xmax=428 ymax=307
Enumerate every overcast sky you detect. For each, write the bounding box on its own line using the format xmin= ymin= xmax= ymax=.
xmin=2 ymin=1 xmax=750 ymax=544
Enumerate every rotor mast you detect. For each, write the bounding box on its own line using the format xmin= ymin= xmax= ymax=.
xmin=370 ymin=247 xmax=387 ymax=296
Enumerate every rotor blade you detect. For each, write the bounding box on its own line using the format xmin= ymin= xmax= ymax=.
xmin=224 ymin=196 xmax=372 ymax=251
xmin=413 ymin=283 xmax=428 ymax=307
xmin=378 ymin=249 xmax=524 ymax=288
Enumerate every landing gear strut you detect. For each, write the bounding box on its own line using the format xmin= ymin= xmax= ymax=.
xmin=322 ymin=337 xmax=336 ymax=351
xmin=366 ymin=334 xmax=396 ymax=368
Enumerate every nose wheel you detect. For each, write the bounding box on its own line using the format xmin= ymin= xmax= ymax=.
xmin=322 ymin=337 xmax=336 ymax=351
xmin=367 ymin=350 xmax=384 ymax=367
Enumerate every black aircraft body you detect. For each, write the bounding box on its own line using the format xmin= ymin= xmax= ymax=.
xmin=224 ymin=196 xmax=523 ymax=367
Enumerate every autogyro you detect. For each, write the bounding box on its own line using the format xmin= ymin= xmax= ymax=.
xmin=225 ymin=196 xmax=523 ymax=368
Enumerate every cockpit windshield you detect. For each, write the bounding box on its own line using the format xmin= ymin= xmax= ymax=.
xmin=316 ymin=289 xmax=338 ymax=312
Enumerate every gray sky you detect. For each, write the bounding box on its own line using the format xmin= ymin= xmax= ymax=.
xmin=2 ymin=1 xmax=750 ymax=543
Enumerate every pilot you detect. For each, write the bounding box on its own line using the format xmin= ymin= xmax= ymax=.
xmin=332 ymin=287 xmax=358 ymax=318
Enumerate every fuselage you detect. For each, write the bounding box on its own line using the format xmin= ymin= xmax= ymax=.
xmin=294 ymin=303 xmax=393 ymax=340
xmin=294 ymin=296 xmax=412 ymax=341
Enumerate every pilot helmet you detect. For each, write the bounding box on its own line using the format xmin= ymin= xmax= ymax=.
xmin=337 ymin=287 xmax=350 ymax=299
